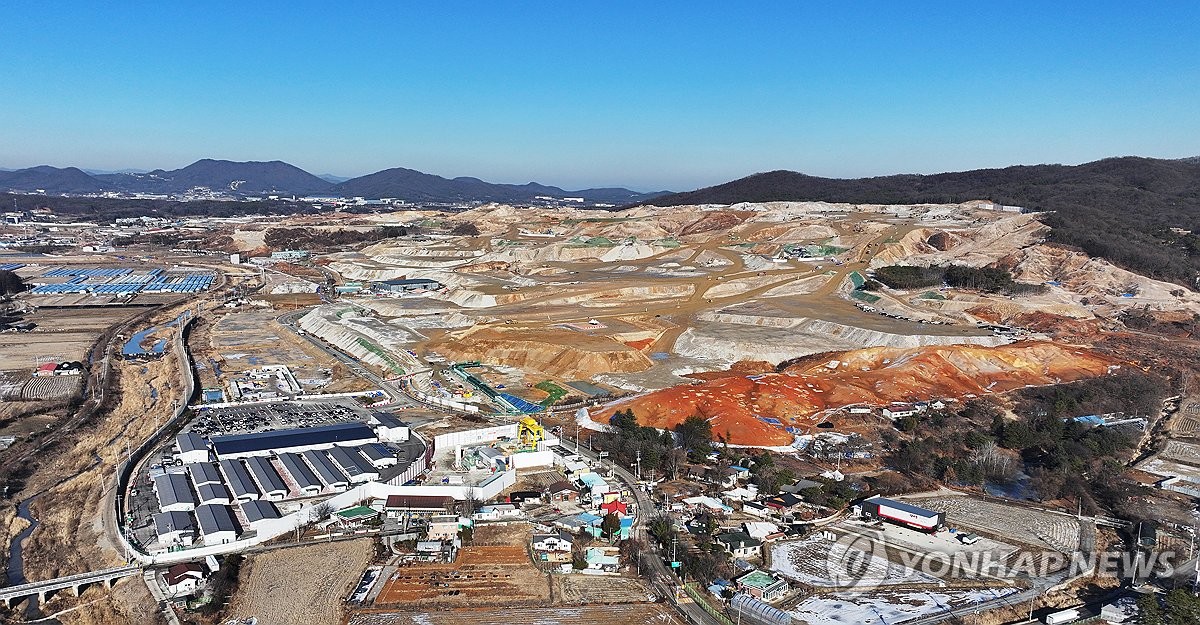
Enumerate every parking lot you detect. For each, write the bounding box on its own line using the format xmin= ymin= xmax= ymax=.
xmin=186 ymin=399 xmax=369 ymax=438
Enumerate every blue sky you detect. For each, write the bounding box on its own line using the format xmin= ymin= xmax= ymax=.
xmin=1 ymin=2 xmax=1197 ymax=190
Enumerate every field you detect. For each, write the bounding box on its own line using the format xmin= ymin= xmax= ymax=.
xmin=0 ymin=307 xmax=137 ymax=372
xmin=788 ymin=588 xmax=1018 ymax=625
xmin=907 ymin=496 xmax=1081 ymax=553
xmin=349 ymin=604 xmax=685 ymax=625
xmin=552 ymin=575 xmax=657 ymax=604
xmin=770 ymin=534 xmax=938 ymax=588
xmin=225 ymin=540 xmax=375 ymax=625
xmin=374 ymin=524 xmax=549 ymax=608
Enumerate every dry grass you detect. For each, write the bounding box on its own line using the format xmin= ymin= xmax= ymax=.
xmin=225 ymin=540 xmax=374 ymax=625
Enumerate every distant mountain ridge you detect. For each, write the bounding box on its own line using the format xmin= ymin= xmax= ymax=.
xmin=645 ymin=156 xmax=1200 ymax=286
xmin=0 ymin=159 xmax=664 ymax=204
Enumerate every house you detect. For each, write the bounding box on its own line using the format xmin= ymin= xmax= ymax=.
xmin=585 ymin=547 xmax=620 ymax=572
xmin=546 ymin=480 xmax=579 ymax=503
xmin=427 ymin=514 xmax=462 ymax=541
xmin=162 ymin=562 xmax=206 ymax=597
xmin=741 ymin=501 xmax=771 ymax=518
xmin=532 ymin=532 xmax=573 ymax=563
xmin=716 ymin=531 xmax=763 ymax=559
xmin=742 ymin=521 xmax=781 ymax=541
xmin=764 ymin=493 xmax=803 ymax=514
xmin=779 ymin=479 xmax=823 ymax=495
xmin=735 ymin=569 xmax=789 ymax=602
xmin=473 ymin=504 xmax=524 ymax=521
xmin=882 ymin=403 xmax=918 ymax=420
xmin=722 ymin=486 xmax=758 ymax=502
xmin=376 ymin=278 xmax=442 ymax=293
xmin=599 ymin=500 xmax=628 ymax=517
xmin=682 ymin=495 xmax=732 ymax=514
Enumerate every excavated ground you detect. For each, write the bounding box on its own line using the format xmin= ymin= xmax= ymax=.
xmin=591 ymin=341 xmax=1118 ymax=446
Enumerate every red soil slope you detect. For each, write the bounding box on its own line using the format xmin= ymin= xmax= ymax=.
xmin=591 ymin=341 xmax=1117 ymax=446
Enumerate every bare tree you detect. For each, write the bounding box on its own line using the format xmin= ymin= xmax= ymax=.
xmin=312 ymin=501 xmax=334 ymax=522
xmin=971 ymin=441 xmax=1018 ymax=482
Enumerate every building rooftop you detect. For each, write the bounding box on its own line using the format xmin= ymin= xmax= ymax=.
xmin=863 ymin=496 xmax=940 ymax=519
xmin=278 ymin=452 xmax=322 ymax=490
xmin=197 ymin=483 xmax=231 ymax=503
xmin=385 ymin=494 xmax=454 ymax=511
xmin=154 ymin=510 xmax=195 ymax=536
xmin=210 ymin=422 xmax=376 ymax=457
xmin=301 ymin=450 xmax=348 ymax=486
xmin=195 ymin=504 xmax=239 ymax=536
xmin=177 ymin=432 xmax=207 ymax=454
xmin=736 ymin=569 xmax=784 ymax=590
xmin=244 ymin=456 xmax=288 ymax=493
xmin=380 ymin=278 xmax=440 ymax=286
xmin=372 ymin=412 xmax=407 ymax=428
xmin=218 ymin=459 xmax=260 ymax=499
xmin=187 ymin=462 xmax=223 ymax=487
xmin=242 ymin=499 xmax=282 ymax=523
xmin=154 ymin=473 xmax=196 ymax=509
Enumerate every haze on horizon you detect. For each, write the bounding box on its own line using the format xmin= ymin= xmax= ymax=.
xmin=1 ymin=2 xmax=1197 ymax=191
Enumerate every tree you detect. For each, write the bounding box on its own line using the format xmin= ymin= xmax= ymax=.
xmin=675 ymin=415 xmax=713 ymax=454
xmin=601 ymin=512 xmax=621 ymax=540
xmin=312 ymin=501 xmax=334 ymax=522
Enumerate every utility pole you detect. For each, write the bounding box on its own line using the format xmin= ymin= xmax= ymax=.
xmin=635 ymin=449 xmax=642 ymax=482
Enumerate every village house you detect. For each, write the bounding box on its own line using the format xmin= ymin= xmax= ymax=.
xmin=735 ymin=569 xmax=789 ymax=602
xmin=715 ymin=531 xmax=763 ymax=559
xmin=531 ymin=531 xmax=574 ymax=563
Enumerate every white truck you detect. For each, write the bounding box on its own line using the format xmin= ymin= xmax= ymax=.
xmin=1044 ymin=607 xmax=1081 ymax=624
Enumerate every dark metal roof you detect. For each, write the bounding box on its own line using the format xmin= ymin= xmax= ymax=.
xmin=245 ymin=456 xmax=288 ymax=494
xmin=328 ymin=446 xmax=377 ymax=478
xmin=242 ymin=499 xmax=282 ymax=523
xmin=210 ymin=422 xmax=376 ymax=457
xmin=278 ymin=452 xmax=322 ymax=490
xmin=373 ymin=412 xmax=406 ymax=428
xmin=218 ymin=459 xmax=260 ymax=499
xmin=356 ymin=443 xmax=391 ymax=464
xmin=154 ymin=473 xmax=196 ymax=509
xmin=177 ymin=432 xmax=207 ymax=453
xmin=301 ymin=449 xmax=348 ymax=486
xmin=187 ymin=462 xmax=223 ymax=487
xmin=197 ymin=483 xmax=231 ymax=503
xmin=863 ymin=496 xmax=940 ymax=519
xmin=154 ymin=510 xmax=195 ymax=536
xmin=195 ymin=503 xmax=239 ymax=536
xmin=384 ymin=494 xmax=454 ymax=510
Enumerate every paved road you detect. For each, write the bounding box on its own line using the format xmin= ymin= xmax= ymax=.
xmin=567 ymin=440 xmax=724 ymax=625
xmin=275 ymin=308 xmax=413 ymax=408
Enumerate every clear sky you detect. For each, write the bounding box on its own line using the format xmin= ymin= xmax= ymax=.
xmin=1 ymin=2 xmax=1197 ymax=190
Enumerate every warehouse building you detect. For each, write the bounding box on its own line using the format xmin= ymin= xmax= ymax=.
xmin=245 ymin=456 xmax=289 ymax=500
xmin=371 ymin=413 xmax=410 ymax=442
xmin=209 ymin=422 xmax=377 ymax=460
xmin=187 ymin=462 xmax=223 ymax=488
xmin=196 ymin=504 xmax=240 ymax=544
xmin=154 ymin=473 xmax=197 ymax=513
xmin=858 ymin=496 xmax=945 ymax=532
xmin=218 ymin=459 xmax=261 ymax=503
xmin=176 ymin=433 xmax=210 ymax=464
xmin=278 ymin=452 xmax=323 ymax=495
xmin=375 ymin=278 xmax=441 ymax=294
xmin=328 ymin=447 xmax=379 ymax=484
xmin=196 ymin=483 xmax=232 ymax=506
xmin=241 ymin=500 xmax=282 ymax=532
xmin=301 ymin=449 xmax=350 ymax=491
xmin=357 ymin=443 xmax=397 ymax=468
xmin=154 ymin=510 xmax=196 ymax=546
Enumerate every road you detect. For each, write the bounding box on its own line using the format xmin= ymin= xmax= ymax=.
xmin=567 ymin=440 xmax=725 ymax=625
xmin=275 ymin=308 xmax=412 ymax=408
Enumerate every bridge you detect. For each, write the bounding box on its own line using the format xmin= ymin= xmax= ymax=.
xmin=0 ymin=565 xmax=141 ymax=608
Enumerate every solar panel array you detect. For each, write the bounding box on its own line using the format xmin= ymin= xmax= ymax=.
xmin=0 ymin=263 xmax=24 ymax=271
xmin=31 ymin=267 xmax=214 ymax=295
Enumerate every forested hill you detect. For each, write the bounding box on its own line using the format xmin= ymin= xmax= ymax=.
xmin=644 ymin=157 xmax=1200 ymax=286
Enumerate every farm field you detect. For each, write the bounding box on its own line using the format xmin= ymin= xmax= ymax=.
xmin=225 ymin=540 xmax=374 ymax=625
xmin=0 ymin=307 xmax=137 ymax=371
xmin=374 ymin=524 xmax=548 ymax=608
xmin=349 ymin=603 xmax=685 ymax=625
xmin=789 ymin=588 xmax=1018 ymax=625
xmin=552 ymin=574 xmax=656 ymax=605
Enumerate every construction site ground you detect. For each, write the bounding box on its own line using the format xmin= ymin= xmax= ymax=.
xmin=195 ymin=308 xmax=371 ymax=396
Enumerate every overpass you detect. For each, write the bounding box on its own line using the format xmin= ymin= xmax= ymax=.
xmin=0 ymin=565 xmax=140 ymax=608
